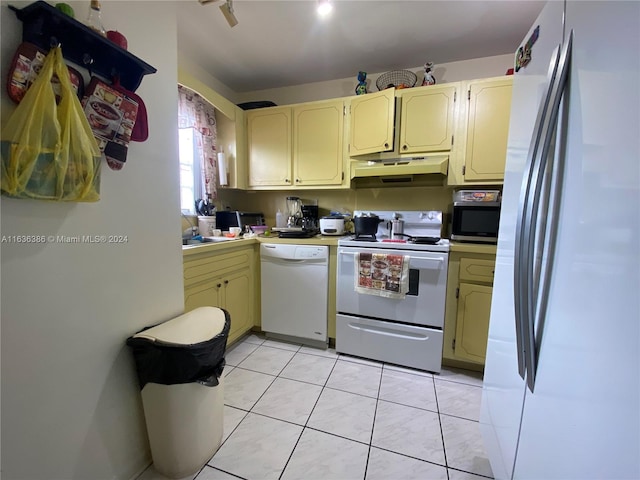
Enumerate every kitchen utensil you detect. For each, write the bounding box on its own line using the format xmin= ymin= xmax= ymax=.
xmin=286 ymin=196 xmax=302 ymax=228
xmin=250 ymin=225 xmax=268 ymax=235
xmin=198 ymin=216 xmax=216 ymax=236
xmin=320 ymin=215 xmax=345 ymax=236
xmin=395 ymin=233 xmax=441 ymax=244
xmin=195 ymin=199 xmax=205 ymax=215
xmin=354 ymin=214 xmax=383 ymax=236
xmin=391 ymin=215 xmax=404 ymax=239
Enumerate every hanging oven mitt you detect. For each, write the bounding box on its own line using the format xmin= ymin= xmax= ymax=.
xmin=6 ymin=42 xmax=84 ymax=104
xmin=81 ymin=76 xmax=139 ymax=170
xmin=111 ymin=75 xmax=148 ymax=142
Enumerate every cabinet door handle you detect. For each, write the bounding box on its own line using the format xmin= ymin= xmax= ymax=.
xmin=402 ymin=145 xmax=408 ymax=151
xmin=224 ymin=280 xmax=229 ymax=285
xmin=384 ymin=142 xmax=390 ymax=149
xmin=216 ymin=283 xmax=222 ymax=288
xmin=295 ymin=178 xmax=301 ymax=183
xmin=285 ymin=178 xmax=291 ymax=183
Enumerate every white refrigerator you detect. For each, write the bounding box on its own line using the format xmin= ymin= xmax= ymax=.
xmin=480 ymin=1 xmax=639 ymax=479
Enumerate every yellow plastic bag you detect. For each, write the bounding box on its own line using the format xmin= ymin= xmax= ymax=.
xmin=1 ymin=46 xmax=101 ymax=202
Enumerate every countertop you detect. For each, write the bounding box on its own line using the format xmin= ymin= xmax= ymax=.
xmin=449 ymin=241 xmax=497 ymax=255
xmin=183 ymin=236 xmax=497 ymax=256
xmin=182 ymin=234 xmax=346 ymax=256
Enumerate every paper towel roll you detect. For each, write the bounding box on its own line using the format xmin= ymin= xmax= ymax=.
xmin=217 ymin=152 xmax=228 ymax=186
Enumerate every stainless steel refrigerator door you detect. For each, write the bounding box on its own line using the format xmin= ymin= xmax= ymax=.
xmin=513 ymin=2 xmax=640 ymax=478
xmin=480 ymin=2 xmax=565 ymax=479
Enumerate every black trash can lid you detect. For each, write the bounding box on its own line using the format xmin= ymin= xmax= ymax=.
xmin=133 ymin=307 xmax=226 ymax=346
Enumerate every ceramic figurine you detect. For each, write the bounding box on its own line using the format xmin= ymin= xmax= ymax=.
xmin=355 ymin=71 xmax=368 ymax=95
xmin=422 ymin=62 xmax=436 ymax=86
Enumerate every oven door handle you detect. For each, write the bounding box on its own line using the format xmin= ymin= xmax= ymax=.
xmin=339 ymin=251 xmax=443 ymax=263
xmin=339 ymin=251 xmax=444 ymax=270
xmin=345 ymin=321 xmax=429 ymax=340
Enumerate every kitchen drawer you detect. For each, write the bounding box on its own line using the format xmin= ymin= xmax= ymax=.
xmin=183 ymin=250 xmax=251 ymax=286
xmin=336 ymin=314 xmax=443 ymax=372
xmin=459 ymin=257 xmax=495 ymax=283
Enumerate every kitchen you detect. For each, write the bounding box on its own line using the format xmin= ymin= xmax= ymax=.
xmin=1 ymin=2 xmax=638 ymax=480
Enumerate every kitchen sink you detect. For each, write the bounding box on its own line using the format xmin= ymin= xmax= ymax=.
xmin=182 ymin=236 xmax=237 ymax=245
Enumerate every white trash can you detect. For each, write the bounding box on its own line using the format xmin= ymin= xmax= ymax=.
xmin=127 ymin=307 xmax=229 ymax=479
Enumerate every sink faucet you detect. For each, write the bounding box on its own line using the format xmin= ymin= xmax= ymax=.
xmin=181 ymin=213 xmax=198 ymax=238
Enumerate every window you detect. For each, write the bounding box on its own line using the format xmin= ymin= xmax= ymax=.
xmin=178 ymin=127 xmax=202 ymax=214
xmin=178 ymin=84 xmax=218 ymax=213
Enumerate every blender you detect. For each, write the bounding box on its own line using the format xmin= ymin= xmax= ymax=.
xmin=286 ymin=196 xmax=302 ymax=227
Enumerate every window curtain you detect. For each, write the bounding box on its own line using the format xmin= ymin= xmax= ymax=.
xmin=177 ymin=85 xmax=218 ymax=200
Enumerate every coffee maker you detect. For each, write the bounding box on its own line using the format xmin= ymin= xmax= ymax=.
xmin=301 ymin=204 xmax=319 ymax=231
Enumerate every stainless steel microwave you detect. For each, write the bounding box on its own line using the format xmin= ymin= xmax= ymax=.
xmin=451 ymin=190 xmax=501 ymax=243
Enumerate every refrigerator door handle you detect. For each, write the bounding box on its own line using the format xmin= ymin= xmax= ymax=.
xmin=524 ymin=31 xmax=573 ymax=393
xmin=514 ymin=44 xmax=561 ymax=380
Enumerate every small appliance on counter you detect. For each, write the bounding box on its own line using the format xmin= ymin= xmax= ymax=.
xmin=215 ymin=211 xmax=265 ymax=232
xmin=285 ymin=196 xmax=302 ymax=228
xmin=353 ymin=212 xmax=384 ymax=240
xmin=273 ymin=198 xmax=320 ymax=238
xmin=301 ymin=204 xmax=319 ymax=230
xmin=450 ymin=189 xmax=501 ymax=243
xmin=320 ymin=215 xmax=345 ymax=236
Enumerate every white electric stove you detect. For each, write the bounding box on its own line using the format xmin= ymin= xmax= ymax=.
xmin=336 ymin=211 xmax=449 ymax=372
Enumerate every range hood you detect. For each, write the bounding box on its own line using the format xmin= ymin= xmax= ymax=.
xmin=350 ymin=155 xmax=449 ymax=188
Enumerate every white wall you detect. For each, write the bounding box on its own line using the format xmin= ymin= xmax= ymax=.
xmin=1 ymin=2 xmax=184 ymax=479
xmin=234 ymin=53 xmax=513 ymax=105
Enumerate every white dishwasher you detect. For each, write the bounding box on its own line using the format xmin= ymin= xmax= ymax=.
xmin=260 ymin=243 xmax=329 ymax=347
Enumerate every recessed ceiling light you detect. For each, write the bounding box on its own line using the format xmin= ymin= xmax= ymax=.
xmin=317 ymin=0 xmax=333 ymax=17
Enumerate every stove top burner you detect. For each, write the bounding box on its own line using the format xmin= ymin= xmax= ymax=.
xmin=339 ymin=236 xmax=450 ymax=253
xmin=353 ymin=234 xmax=377 ymax=242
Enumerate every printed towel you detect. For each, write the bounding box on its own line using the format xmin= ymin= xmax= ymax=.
xmin=355 ymin=253 xmax=410 ymax=299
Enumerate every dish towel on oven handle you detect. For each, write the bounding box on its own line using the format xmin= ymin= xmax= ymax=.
xmin=354 ymin=252 xmax=410 ymax=299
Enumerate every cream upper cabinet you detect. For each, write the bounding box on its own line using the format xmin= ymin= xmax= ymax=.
xmin=348 ymin=89 xmax=395 ymax=156
xmin=247 ymin=106 xmax=292 ymax=187
xmin=216 ymin=106 xmax=247 ymax=190
xmin=248 ymin=100 xmax=347 ymax=189
xmin=399 ymin=84 xmax=457 ymax=154
xmin=293 ymin=100 xmax=344 ymax=186
xmin=449 ymin=76 xmax=513 ymax=185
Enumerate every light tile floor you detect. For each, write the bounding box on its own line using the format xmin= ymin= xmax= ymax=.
xmin=138 ymin=334 xmax=492 ymax=480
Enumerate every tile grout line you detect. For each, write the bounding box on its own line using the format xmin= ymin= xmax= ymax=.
xmin=199 ymin=464 xmax=248 ymax=480
xmin=433 ymin=373 xmax=451 ymax=479
xmin=276 ymin=350 xmax=340 ymax=480
xmin=363 ymin=363 xmax=386 ymax=480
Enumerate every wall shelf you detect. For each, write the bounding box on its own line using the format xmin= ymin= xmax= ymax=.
xmin=9 ymin=1 xmax=157 ymax=92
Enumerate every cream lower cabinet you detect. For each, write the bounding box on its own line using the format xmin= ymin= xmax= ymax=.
xmin=247 ymin=100 xmax=347 ymax=188
xmin=443 ymin=251 xmax=496 ymax=368
xmin=183 ymin=244 xmax=257 ymax=345
xmin=448 ymin=76 xmax=513 ymax=185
